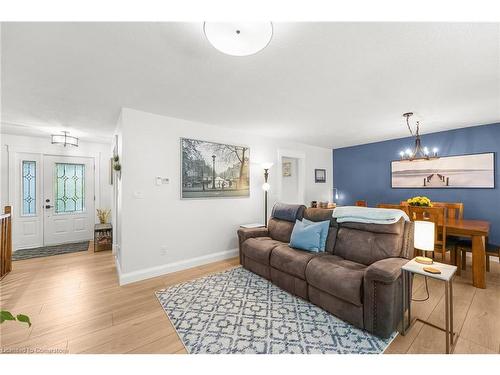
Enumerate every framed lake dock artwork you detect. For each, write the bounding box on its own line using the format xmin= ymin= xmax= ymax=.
xmin=181 ymin=138 xmax=250 ymax=198
xmin=391 ymin=152 xmax=495 ymax=189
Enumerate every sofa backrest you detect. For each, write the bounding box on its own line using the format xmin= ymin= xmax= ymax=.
xmin=303 ymin=208 xmax=338 ymax=253
xmin=333 ymin=218 xmax=412 ymax=265
xmin=268 ymin=203 xmax=306 ymax=243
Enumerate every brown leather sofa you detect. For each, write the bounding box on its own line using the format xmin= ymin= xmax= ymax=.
xmin=237 ymin=204 xmax=414 ymax=338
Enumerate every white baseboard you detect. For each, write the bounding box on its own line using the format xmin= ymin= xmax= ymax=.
xmin=116 ymin=248 xmax=239 ymax=286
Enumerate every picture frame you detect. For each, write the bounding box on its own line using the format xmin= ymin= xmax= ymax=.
xmin=180 ymin=138 xmax=250 ymax=199
xmin=282 ymin=161 xmax=292 ymax=177
xmin=391 ymin=152 xmax=495 ymax=189
xmin=315 ymin=168 xmax=326 ymax=183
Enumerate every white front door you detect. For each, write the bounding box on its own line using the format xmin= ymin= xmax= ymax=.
xmin=42 ymin=156 xmax=95 ymax=246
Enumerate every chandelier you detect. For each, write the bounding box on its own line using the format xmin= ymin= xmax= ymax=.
xmin=399 ymin=112 xmax=438 ymax=161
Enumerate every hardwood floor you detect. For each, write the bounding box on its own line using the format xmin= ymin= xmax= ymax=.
xmin=1 ymin=244 xmax=499 ymax=354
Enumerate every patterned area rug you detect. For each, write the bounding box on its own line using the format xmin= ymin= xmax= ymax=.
xmin=12 ymin=241 xmax=90 ymax=261
xmin=155 ymin=267 xmax=396 ymax=354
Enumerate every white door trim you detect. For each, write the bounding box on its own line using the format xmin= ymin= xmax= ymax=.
xmin=276 ymin=149 xmax=306 ymax=204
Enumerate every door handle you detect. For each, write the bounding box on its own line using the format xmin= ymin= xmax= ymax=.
xmin=45 ymin=205 xmax=53 ymax=209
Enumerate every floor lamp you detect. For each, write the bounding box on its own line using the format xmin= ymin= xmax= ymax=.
xmin=261 ymin=163 xmax=273 ymax=226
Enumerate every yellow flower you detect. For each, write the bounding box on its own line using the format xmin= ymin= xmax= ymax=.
xmin=408 ymin=195 xmax=432 ymax=207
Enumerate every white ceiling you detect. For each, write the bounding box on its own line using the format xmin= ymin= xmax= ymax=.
xmin=1 ymin=22 xmax=499 ymax=148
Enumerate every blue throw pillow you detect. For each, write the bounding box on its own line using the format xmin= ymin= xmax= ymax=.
xmin=302 ymin=218 xmax=330 ymax=252
xmin=289 ymin=220 xmax=322 ymax=252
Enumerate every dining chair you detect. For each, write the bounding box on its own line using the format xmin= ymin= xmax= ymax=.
xmin=433 ymin=202 xmax=465 ymax=259
xmin=355 ymin=200 xmax=367 ymax=207
xmin=377 ymin=203 xmax=409 ymax=215
xmin=407 ymin=206 xmax=450 ymax=262
xmin=455 ymin=239 xmax=500 ymax=273
xmin=432 ymin=202 xmax=464 ymax=219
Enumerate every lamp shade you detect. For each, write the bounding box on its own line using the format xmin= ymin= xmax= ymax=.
xmin=414 ymin=220 xmax=435 ymax=251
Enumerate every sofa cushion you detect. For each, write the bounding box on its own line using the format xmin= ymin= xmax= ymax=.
xmin=267 ymin=217 xmax=295 ymax=243
xmin=303 ymin=207 xmax=336 ymax=226
xmin=303 ymin=208 xmax=338 ymax=253
xmin=302 ymin=219 xmax=330 ymax=251
xmin=325 ymin=226 xmax=338 ymax=253
xmin=333 ymin=219 xmax=405 ymax=265
xmin=289 ymin=220 xmax=323 ymax=252
xmin=305 ymin=255 xmax=366 ymax=306
xmin=270 ymin=244 xmax=320 ymax=280
xmin=242 ymin=237 xmax=282 ymax=265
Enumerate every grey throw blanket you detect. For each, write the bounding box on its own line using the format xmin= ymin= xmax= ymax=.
xmin=271 ymin=203 xmax=306 ymax=222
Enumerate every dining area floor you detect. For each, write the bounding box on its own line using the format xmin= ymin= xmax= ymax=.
xmin=386 ymin=254 xmax=500 ymax=354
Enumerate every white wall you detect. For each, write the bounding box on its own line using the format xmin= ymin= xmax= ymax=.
xmin=0 ymin=132 xmax=113 ymax=222
xmin=115 ymin=108 xmax=333 ymax=284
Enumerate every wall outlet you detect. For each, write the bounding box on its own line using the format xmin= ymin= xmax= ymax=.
xmin=133 ymin=191 xmax=144 ymax=199
xmin=160 ymin=247 xmax=168 ymax=256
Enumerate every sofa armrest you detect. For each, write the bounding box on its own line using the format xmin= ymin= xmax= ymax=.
xmin=237 ymin=227 xmax=269 ymax=264
xmin=365 ymin=257 xmax=409 ymax=284
xmin=363 ymin=257 xmax=409 ymax=338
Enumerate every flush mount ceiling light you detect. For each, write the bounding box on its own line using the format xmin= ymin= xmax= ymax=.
xmin=203 ymin=22 xmax=273 ymax=56
xmin=51 ymin=131 xmax=78 ymax=147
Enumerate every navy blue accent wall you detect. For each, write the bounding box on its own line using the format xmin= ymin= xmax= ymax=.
xmin=333 ymin=123 xmax=500 ymax=244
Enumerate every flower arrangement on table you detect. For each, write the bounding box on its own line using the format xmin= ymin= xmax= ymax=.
xmin=406 ymin=196 xmax=433 ymax=207
xmin=97 ymin=208 xmax=111 ymax=224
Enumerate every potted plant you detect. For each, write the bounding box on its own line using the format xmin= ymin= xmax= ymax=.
xmin=0 ymin=310 xmax=31 ymax=327
xmin=112 ymin=155 xmax=122 ymax=179
xmin=96 ymin=208 xmax=111 ymax=224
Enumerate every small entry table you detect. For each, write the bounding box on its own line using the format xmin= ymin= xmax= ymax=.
xmin=401 ymin=258 xmax=458 ymax=354
xmin=94 ymin=223 xmax=112 ymax=252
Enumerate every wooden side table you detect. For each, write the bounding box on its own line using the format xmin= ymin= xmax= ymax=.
xmin=401 ymin=258 xmax=458 ymax=354
xmin=94 ymin=223 xmax=112 ymax=252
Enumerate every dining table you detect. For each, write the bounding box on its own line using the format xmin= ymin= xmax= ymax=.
xmin=445 ymin=218 xmax=490 ymax=289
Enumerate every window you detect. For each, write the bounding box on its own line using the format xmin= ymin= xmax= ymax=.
xmin=22 ymin=161 xmax=36 ymax=215
xmin=55 ymin=163 xmax=85 ymax=213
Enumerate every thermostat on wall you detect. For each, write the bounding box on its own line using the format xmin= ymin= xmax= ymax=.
xmin=155 ymin=176 xmax=170 ymax=186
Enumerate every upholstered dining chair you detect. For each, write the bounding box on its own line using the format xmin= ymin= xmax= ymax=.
xmin=355 ymin=200 xmax=367 ymax=207
xmin=407 ymin=206 xmax=451 ymax=262
xmin=377 ymin=203 xmax=409 ymax=215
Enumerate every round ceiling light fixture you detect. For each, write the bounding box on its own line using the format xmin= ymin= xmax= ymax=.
xmin=203 ymin=22 xmax=273 ymax=56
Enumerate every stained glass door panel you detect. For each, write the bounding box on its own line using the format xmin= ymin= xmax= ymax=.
xmin=55 ymin=163 xmax=85 ymax=213
xmin=22 ymin=161 xmax=36 ymax=215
